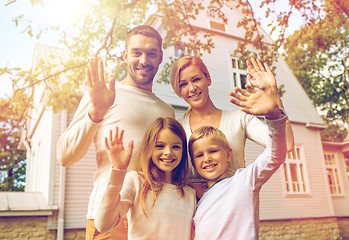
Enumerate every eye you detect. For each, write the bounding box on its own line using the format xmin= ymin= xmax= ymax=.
xmin=155 ymin=144 xmax=164 ymax=149
xmin=173 ymin=145 xmax=182 ymax=150
xmin=148 ymin=52 xmax=158 ymax=58
xmin=132 ymin=51 xmax=141 ymax=56
xmin=179 ymin=82 xmax=187 ymax=88
xmin=194 ymin=153 xmax=203 ymax=158
xmin=193 ymin=77 xmax=201 ymax=82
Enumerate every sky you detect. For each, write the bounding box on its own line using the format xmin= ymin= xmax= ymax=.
xmin=0 ymin=0 xmax=302 ymax=98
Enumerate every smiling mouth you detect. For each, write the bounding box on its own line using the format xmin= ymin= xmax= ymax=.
xmin=203 ymin=163 xmax=216 ymax=170
xmin=189 ymin=92 xmax=201 ymax=98
xmin=160 ymin=158 xmax=176 ymax=163
xmin=137 ymin=67 xmax=153 ymax=73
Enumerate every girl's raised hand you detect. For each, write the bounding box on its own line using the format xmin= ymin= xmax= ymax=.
xmin=105 ymin=127 xmax=134 ymax=170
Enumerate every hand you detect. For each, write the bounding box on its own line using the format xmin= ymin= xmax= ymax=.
xmin=229 ymin=85 xmax=281 ymax=119
xmin=246 ymin=57 xmax=277 ymax=91
xmin=105 ymin=127 xmax=134 ymax=170
xmin=246 ymin=57 xmax=284 ymax=108
xmin=87 ymin=58 xmax=116 ymax=123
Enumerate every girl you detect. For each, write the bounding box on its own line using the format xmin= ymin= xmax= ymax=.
xmin=170 ymin=56 xmax=294 ymax=179
xmin=95 ymin=117 xmax=196 ymax=239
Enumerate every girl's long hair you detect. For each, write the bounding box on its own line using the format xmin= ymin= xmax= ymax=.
xmin=135 ymin=117 xmax=188 ymax=215
xmin=170 ymin=56 xmax=211 ymax=117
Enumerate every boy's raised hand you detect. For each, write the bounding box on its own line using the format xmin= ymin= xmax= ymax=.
xmin=105 ymin=127 xmax=134 ymax=170
xmin=246 ymin=58 xmax=277 ymax=91
xmin=229 ymin=85 xmax=282 ymax=120
xmin=87 ymin=58 xmax=116 ymax=123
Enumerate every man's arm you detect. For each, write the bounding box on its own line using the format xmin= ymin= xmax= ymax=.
xmin=56 ymin=58 xmax=115 ymax=167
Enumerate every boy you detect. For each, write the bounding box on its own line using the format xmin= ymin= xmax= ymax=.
xmin=188 ymin=84 xmax=287 ymax=240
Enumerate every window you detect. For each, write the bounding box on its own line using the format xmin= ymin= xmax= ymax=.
xmin=283 ymin=146 xmax=309 ymax=194
xmin=174 ymin=48 xmax=196 ymax=58
xmin=207 ymin=6 xmax=226 ymax=32
xmin=324 ymin=153 xmax=343 ymax=195
xmin=230 ymin=57 xmax=248 ymax=90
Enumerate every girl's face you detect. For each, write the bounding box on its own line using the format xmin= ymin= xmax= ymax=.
xmin=151 ymin=128 xmax=183 ymax=183
xmin=179 ymin=65 xmax=211 ymax=109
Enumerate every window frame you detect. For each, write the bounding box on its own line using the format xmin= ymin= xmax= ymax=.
xmin=324 ymin=152 xmax=344 ymax=196
xmin=228 ymin=55 xmax=249 ymax=91
xmin=281 ymin=145 xmax=311 ymax=196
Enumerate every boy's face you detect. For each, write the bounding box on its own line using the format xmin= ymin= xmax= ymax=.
xmin=191 ymin=137 xmax=232 ymax=188
xmin=123 ymin=34 xmax=163 ymax=91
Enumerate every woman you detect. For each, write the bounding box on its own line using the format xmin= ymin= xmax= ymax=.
xmin=170 ymin=56 xmax=294 ymax=180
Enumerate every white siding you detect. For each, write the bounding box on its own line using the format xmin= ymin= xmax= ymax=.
xmin=323 ymin=144 xmax=349 ymax=216
xmin=260 ymin=123 xmax=333 ymax=219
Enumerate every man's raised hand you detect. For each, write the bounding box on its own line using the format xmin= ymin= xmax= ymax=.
xmin=87 ymin=58 xmax=116 ymax=123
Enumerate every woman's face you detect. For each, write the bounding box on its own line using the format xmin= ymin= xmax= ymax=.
xmin=178 ymin=65 xmax=211 ymax=109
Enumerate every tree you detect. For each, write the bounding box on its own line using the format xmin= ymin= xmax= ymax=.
xmin=2 ymin=0 xmax=346 ymax=116
xmin=0 ymin=95 xmax=27 ymax=191
xmin=1 ymin=0 xmax=348 ymax=188
xmin=283 ymin=2 xmax=349 ymax=141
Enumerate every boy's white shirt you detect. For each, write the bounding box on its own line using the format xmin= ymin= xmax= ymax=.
xmin=193 ymin=114 xmax=287 ymax=240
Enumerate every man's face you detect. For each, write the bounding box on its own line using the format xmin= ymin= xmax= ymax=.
xmin=191 ymin=137 xmax=232 ymax=188
xmin=123 ymin=34 xmax=163 ymax=90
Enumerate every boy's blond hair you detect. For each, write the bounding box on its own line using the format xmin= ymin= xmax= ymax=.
xmin=188 ymin=126 xmax=230 ymax=167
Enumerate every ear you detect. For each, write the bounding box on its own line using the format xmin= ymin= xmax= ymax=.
xmin=159 ymin=50 xmax=163 ymax=64
xmin=207 ymin=75 xmax=212 ymax=86
xmin=122 ymin=50 xmax=127 ymax=64
xmin=226 ymin=148 xmax=233 ymax=162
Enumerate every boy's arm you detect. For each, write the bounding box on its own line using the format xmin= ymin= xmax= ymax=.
xmin=244 ymin=58 xmax=294 ymax=151
xmin=229 ymin=84 xmax=287 ymax=188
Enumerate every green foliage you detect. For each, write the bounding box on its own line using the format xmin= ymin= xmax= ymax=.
xmin=283 ymin=1 xmax=349 ymax=139
xmin=0 ymin=97 xmax=27 ymax=191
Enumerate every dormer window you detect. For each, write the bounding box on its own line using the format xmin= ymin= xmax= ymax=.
xmin=207 ymin=6 xmax=227 ymax=32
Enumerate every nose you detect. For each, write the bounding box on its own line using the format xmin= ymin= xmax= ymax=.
xmin=164 ymin=145 xmax=172 ymax=155
xmin=188 ymin=81 xmax=196 ymax=92
xmin=139 ymin=53 xmax=149 ymax=66
xmin=203 ymin=154 xmax=211 ymax=163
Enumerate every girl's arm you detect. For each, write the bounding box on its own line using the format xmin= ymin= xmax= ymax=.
xmin=95 ymin=127 xmax=133 ymax=233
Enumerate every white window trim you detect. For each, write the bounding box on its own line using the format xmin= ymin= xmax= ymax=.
xmin=324 ymin=152 xmax=344 ymax=196
xmin=227 ymin=54 xmax=249 ymax=91
xmin=281 ymin=145 xmax=311 ymax=196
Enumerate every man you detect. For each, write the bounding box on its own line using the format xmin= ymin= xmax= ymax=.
xmin=57 ymin=25 xmax=175 ymax=239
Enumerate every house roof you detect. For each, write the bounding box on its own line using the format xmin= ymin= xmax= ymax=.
xmin=0 ymin=192 xmax=57 ymax=216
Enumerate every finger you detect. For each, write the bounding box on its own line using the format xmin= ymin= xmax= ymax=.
xmin=105 ymin=137 xmax=110 ymax=150
xmin=128 ymin=140 xmax=134 ymax=152
xmin=246 ymin=59 xmax=254 ymax=72
xmin=109 ymin=129 xmax=113 ymax=144
xmin=98 ymin=59 xmax=104 ymax=83
xmin=256 ymin=59 xmax=265 ymax=71
xmin=119 ymin=129 xmax=124 ymax=142
xmin=229 ymin=90 xmax=246 ymax=102
xmin=108 ymin=77 xmax=116 ymax=91
xmin=263 ymin=61 xmax=272 ymax=73
xmin=86 ymin=68 xmax=92 ymax=88
xmin=114 ymin=127 xmax=119 ymax=142
xmin=235 ymin=87 xmax=251 ymax=97
xmin=91 ymin=58 xmax=98 ymax=84
xmin=245 ymin=84 xmax=258 ymax=93
xmin=250 ymin=57 xmax=261 ymax=72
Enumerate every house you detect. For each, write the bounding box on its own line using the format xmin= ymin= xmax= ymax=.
xmin=1 ymin=1 xmax=348 ymax=239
